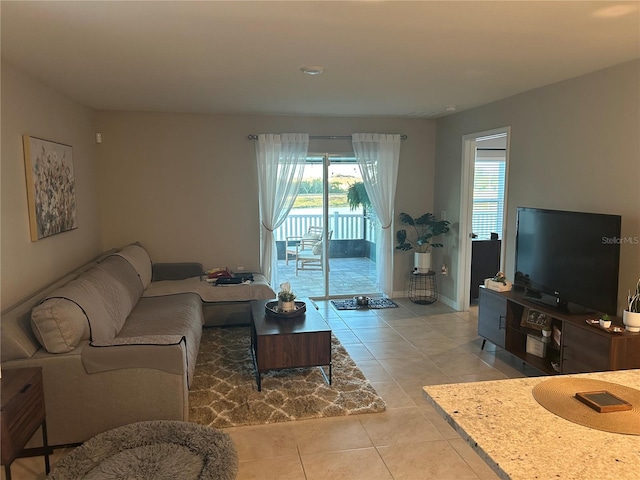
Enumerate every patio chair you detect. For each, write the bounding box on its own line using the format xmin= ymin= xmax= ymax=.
xmin=295 ymin=230 xmax=333 ymax=275
xmin=285 ymin=226 xmax=323 ymax=265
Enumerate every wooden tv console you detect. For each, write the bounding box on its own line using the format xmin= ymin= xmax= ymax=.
xmin=478 ymin=287 xmax=640 ymax=375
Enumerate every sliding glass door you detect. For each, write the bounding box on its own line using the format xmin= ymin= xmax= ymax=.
xmin=276 ymin=154 xmax=380 ymax=299
xmin=327 ymin=155 xmax=378 ymax=297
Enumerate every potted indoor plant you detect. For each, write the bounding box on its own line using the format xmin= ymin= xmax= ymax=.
xmin=599 ymin=314 xmax=612 ymax=329
xmin=623 ymin=278 xmax=640 ymax=332
xmin=395 ymin=212 xmax=450 ymax=273
xmin=277 ymin=282 xmax=297 ymax=312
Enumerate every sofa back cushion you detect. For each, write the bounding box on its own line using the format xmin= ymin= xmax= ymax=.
xmin=31 ymin=298 xmax=90 ymax=353
xmin=112 ymin=244 xmax=152 ymax=289
xmin=35 ymin=255 xmax=143 ymax=347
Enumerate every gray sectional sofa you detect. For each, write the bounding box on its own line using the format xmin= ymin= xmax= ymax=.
xmin=0 ymin=243 xmax=275 ymax=447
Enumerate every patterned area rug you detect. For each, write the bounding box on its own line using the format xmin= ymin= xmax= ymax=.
xmin=331 ymin=298 xmax=398 ymax=310
xmin=189 ymin=327 xmax=386 ymax=428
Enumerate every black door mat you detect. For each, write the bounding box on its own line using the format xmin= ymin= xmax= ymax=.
xmin=330 ymin=298 xmax=398 ymax=310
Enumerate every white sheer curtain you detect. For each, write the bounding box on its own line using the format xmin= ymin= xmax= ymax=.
xmin=351 ymin=134 xmax=401 ymax=297
xmin=256 ymin=133 xmax=309 ymax=286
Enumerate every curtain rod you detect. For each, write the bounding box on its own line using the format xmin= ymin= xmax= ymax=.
xmin=247 ymin=134 xmax=407 ymax=141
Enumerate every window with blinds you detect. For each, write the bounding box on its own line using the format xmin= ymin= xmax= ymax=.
xmin=472 ymin=151 xmax=506 ymax=240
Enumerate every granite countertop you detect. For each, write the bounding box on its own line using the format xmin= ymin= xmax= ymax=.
xmin=422 ymin=370 xmax=640 ymax=480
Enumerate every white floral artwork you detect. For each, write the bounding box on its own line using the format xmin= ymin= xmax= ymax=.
xmin=23 ymin=136 xmax=77 ymax=241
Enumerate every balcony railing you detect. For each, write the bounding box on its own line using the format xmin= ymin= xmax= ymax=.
xmin=275 ymin=212 xmax=376 ymax=242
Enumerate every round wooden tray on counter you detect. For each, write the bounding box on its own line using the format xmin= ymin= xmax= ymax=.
xmin=265 ymin=301 xmax=306 ymax=318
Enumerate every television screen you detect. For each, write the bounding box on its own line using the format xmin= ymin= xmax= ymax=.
xmin=514 ymin=207 xmax=621 ymax=315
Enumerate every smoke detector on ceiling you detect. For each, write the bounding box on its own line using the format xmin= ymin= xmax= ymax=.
xmin=300 ymin=66 xmax=324 ymax=75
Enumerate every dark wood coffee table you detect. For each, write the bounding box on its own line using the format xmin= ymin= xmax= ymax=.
xmin=250 ymin=299 xmax=332 ymax=391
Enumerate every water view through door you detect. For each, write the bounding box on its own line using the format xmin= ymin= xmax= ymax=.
xmin=275 ymin=154 xmax=380 ymax=299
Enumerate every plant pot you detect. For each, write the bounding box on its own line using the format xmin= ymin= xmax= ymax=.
xmin=278 ymin=300 xmax=296 ymax=312
xmin=599 ymin=319 xmax=611 ymax=329
xmin=623 ymin=310 xmax=640 ymax=332
xmin=414 ymin=252 xmax=431 ymax=273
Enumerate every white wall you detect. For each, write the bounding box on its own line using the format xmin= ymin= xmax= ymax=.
xmin=434 ymin=60 xmax=640 ymax=314
xmin=95 ymin=113 xmax=436 ymax=294
xmin=1 ymin=61 xmax=103 ymax=309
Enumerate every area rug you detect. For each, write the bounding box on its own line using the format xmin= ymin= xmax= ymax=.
xmin=330 ymin=298 xmax=398 ymax=310
xmin=189 ymin=327 xmax=386 ymax=428
xmin=46 ymin=420 xmax=238 ymax=480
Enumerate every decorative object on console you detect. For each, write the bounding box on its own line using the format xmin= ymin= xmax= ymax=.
xmin=623 ymin=278 xmax=640 ymax=332
xmin=22 ymin=136 xmax=77 ymax=241
xmin=599 ymin=314 xmax=612 ymax=329
xmin=396 ymin=212 xmax=450 ymax=273
xmin=484 ymin=271 xmax=513 ymax=292
xmin=277 ymin=282 xmax=297 ymax=312
xmin=520 ymin=307 xmax=551 ymax=331
xmin=526 ymin=334 xmax=547 ymax=357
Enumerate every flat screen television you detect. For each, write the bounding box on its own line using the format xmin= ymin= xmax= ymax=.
xmin=514 ymin=207 xmax=621 ymax=315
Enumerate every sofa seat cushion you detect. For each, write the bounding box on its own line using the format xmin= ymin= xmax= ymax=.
xmin=142 ymin=274 xmax=276 ymax=302
xmin=82 ymin=293 xmax=203 ymax=386
xmin=31 ymin=298 xmax=90 ymax=353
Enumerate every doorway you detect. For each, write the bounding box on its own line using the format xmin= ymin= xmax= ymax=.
xmin=276 ymin=153 xmax=380 ymax=300
xmin=458 ymin=128 xmax=510 ymax=311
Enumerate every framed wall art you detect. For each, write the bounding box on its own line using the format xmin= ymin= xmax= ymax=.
xmin=23 ymin=135 xmax=77 ymax=241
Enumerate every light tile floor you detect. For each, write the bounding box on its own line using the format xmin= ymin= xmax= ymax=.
xmin=278 ymin=257 xmax=379 ymax=298
xmin=5 ymin=300 xmax=543 ymax=480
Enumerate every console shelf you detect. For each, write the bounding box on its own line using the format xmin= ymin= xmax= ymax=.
xmin=478 ymin=287 xmax=640 ymax=375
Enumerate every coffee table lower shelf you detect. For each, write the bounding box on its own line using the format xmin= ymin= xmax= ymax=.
xmin=250 ymin=299 xmax=332 ymax=392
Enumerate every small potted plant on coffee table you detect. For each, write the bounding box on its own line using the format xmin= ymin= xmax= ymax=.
xmin=277 ymin=282 xmax=297 ymax=312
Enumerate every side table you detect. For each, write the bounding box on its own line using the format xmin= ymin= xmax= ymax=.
xmin=409 ymin=270 xmax=438 ymax=304
xmin=1 ymin=367 xmax=51 ymax=480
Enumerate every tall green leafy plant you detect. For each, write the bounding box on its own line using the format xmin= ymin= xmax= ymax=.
xmin=347 ymin=182 xmax=371 ymax=211
xmin=395 ymin=212 xmax=450 ymax=253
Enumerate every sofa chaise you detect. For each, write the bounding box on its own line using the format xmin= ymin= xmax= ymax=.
xmin=0 ymin=243 xmax=275 ymax=447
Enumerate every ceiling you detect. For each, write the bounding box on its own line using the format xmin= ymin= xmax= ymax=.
xmin=2 ymin=1 xmax=639 ymax=118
